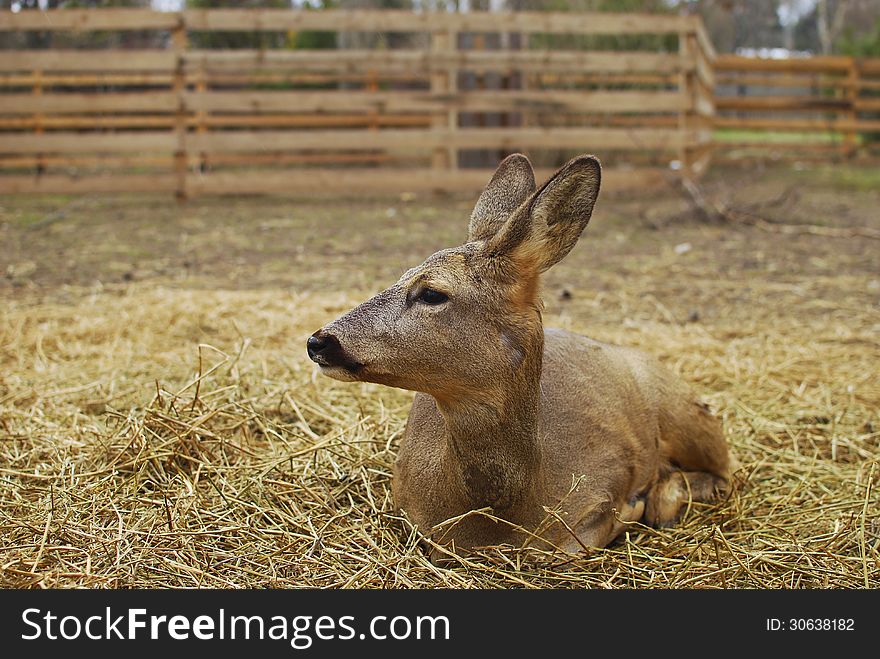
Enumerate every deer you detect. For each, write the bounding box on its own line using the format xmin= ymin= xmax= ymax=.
xmin=307 ymin=154 xmax=732 ymax=559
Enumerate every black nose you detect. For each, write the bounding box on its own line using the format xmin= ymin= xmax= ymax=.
xmin=307 ymin=331 xmax=343 ymax=365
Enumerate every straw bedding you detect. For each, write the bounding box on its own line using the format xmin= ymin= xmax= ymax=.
xmin=1 ymin=188 xmax=877 ymax=588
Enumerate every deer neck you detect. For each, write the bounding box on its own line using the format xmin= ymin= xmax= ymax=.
xmin=433 ymin=329 xmax=544 ymax=516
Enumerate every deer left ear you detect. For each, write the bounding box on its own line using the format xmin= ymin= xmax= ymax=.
xmin=468 ymin=153 xmax=536 ymax=242
xmin=487 ymin=155 xmax=601 ymax=272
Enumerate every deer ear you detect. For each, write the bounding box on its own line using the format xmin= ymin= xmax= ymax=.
xmin=487 ymin=155 xmax=601 ymax=273
xmin=468 ymin=153 xmax=536 ymax=242
xmin=527 ymin=155 xmax=601 ymax=271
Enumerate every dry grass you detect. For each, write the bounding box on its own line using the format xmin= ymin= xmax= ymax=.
xmin=1 ymin=175 xmax=878 ymax=588
xmin=1 ymin=280 xmax=876 ymax=589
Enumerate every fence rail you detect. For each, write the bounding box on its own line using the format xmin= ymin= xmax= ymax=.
xmin=3 ymin=10 xmax=878 ymax=198
xmin=0 ymin=8 xmax=716 ymax=198
xmin=0 ymin=8 xmax=694 ymax=34
xmin=713 ymin=54 xmax=880 ymax=160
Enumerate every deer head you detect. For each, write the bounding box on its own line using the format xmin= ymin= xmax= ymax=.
xmin=307 ymin=154 xmax=601 ymax=405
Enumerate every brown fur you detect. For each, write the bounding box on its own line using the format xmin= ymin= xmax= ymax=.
xmin=308 ymin=154 xmax=732 ymax=558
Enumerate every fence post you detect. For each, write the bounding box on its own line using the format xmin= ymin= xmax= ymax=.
xmin=678 ymin=28 xmax=697 ymax=178
xmin=446 ymin=29 xmax=458 ymax=173
xmin=845 ymin=58 xmax=859 ymax=158
xmin=430 ymin=27 xmax=456 ymax=186
xmin=367 ymin=69 xmax=379 ymax=133
xmin=692 ymin=19 xmax=715 ymax=177
xmin=196 ymin=59 xmax=207 ymax=173
xmin=172 ymin=15 xmax=188 ymax=201
xmin=33 ymin=68 xmax=44 ymax=176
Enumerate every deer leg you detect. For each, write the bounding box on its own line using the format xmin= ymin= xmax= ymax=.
xmin=644 ymin=470 xmax=728 ymax=528
xmin=614 ymin=495 xmax=646 ymax=535
xmin=559 ymin=495 xmax=646 ymax=553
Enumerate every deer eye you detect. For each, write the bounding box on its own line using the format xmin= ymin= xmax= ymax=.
xmin=417 ymin=288 xmax=449 ymax=305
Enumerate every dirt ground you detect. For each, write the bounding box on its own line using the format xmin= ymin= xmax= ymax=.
xmin=1 ymin=162 xmax=878 ymax=588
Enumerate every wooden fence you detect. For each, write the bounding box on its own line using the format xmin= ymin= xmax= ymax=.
xmin=714 ymin=54 xmax=880 ymax=160
xmin=0 ymin=8 xmax=714 ymax=197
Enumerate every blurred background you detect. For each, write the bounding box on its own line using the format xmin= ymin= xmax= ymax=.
xmin=2 ymin=0 xmax=879 ymax=194
xmin=4 ymin=1 xmax=880 ymax=56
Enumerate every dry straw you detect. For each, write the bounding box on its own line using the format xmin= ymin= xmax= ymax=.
xmin=1 ymin=266 xmax=877 ymax=588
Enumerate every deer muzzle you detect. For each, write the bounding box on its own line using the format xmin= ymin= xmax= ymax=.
xmin=307 ymin=330 xmax=363 ymax=374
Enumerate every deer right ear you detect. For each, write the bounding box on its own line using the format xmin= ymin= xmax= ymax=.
xmin=468 ymin=153 xmax=536 ymax=242
xmin=485 ymin=155 xmax=601 ymax=273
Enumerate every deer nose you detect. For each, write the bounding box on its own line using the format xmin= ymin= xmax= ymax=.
xmin=307 ymin=331 xmax=343 ymax=366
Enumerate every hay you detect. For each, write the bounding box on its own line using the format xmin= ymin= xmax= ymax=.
xmin=1 ymin=279 xmax=876 ymax=589
xmin=1 ymin=181 xmax=878 ymax=589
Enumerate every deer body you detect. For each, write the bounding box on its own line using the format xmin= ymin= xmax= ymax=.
xmin=395 ymin=329 xmax=729 ymax=554
xmin=308 ymin=154 xmax=731 ymax=557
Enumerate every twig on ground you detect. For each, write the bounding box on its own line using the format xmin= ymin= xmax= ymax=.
xmin=678 ymin=177 xmax=880 ymax=240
